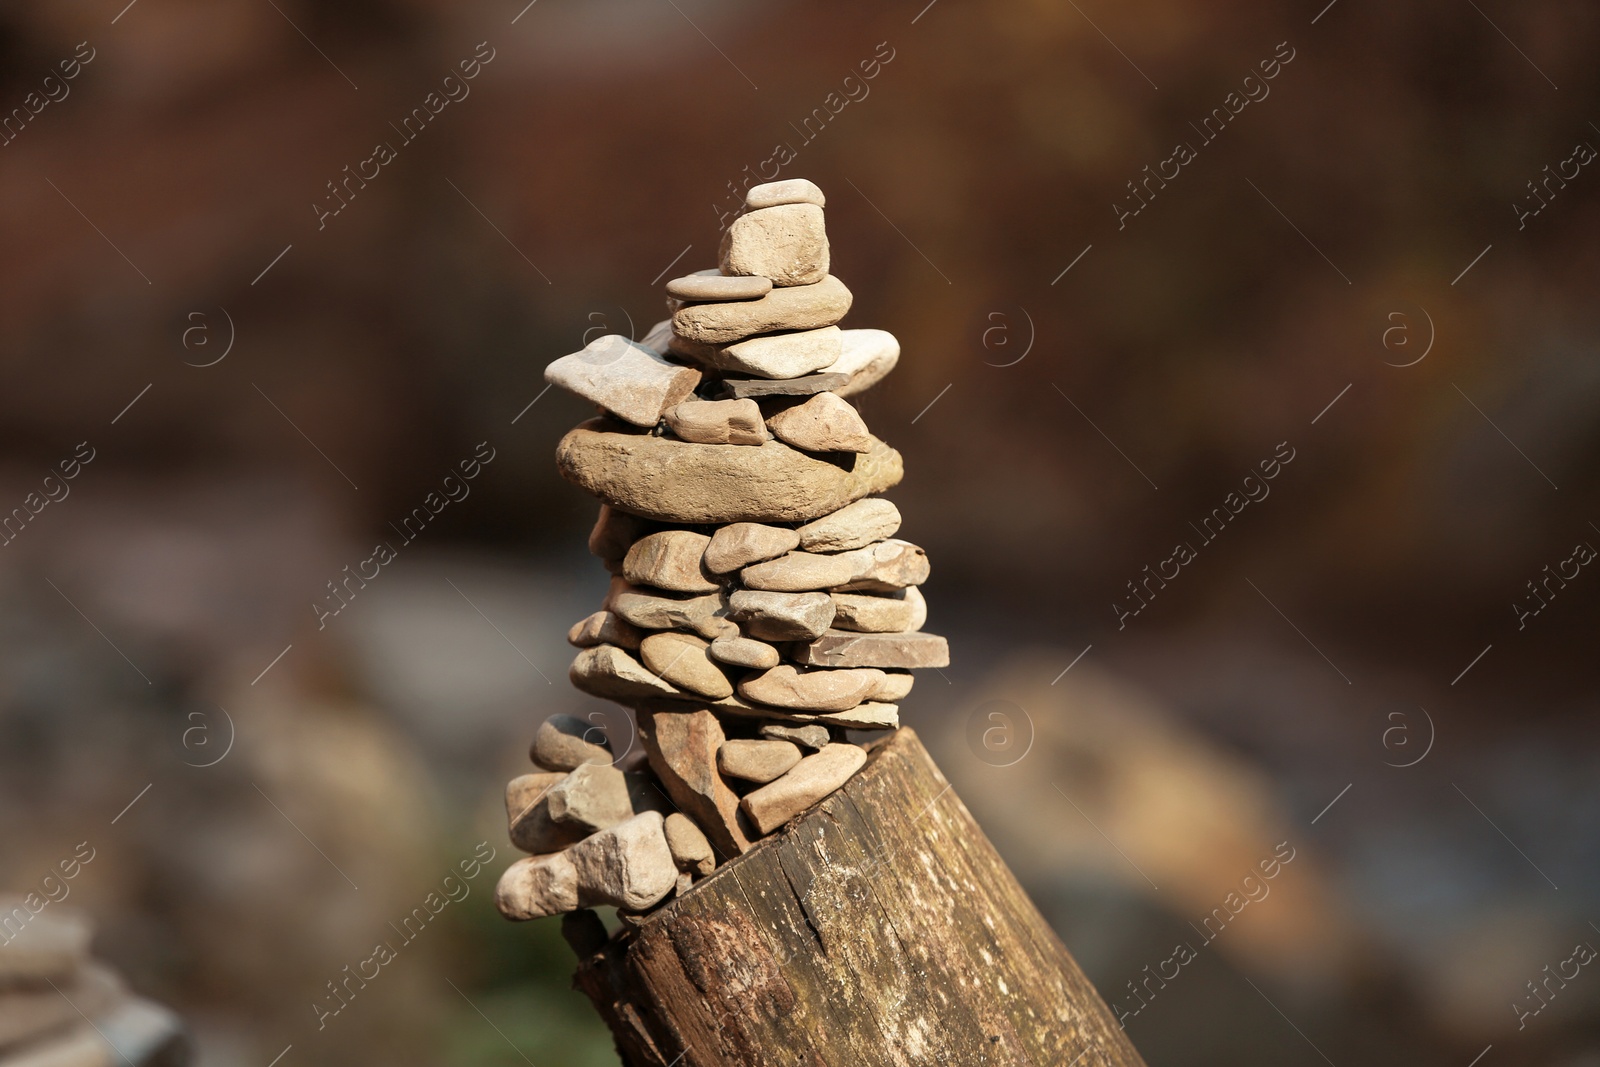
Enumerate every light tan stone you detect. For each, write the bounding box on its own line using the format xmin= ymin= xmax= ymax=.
xmin=720 ymin=203 xmax=829 ymax=286
xmin=740 ymin=743 xmax=868 ymax=834
xmin=495 ymin=852 xmax=579 ymax=919
xmin=531 ymin=714 xmax=613 ymax=771
xmin=545 ymin=334 xmax=701 ymax=427
xmin=640 ymin=632 xmax=733 ymax=699
xmin=623 ymin=530 xmax=718 ymax=593
xmin=506 ymin=772 xmax=588 ymax=854
xmin=672 ymin=275 xmax=852 ymax=345
xmin=737 ymin=664 xmax=886 ymax=711
xmin=739 ymin=551 xmax=858 ymax=592
xmin=672 ymin=326 xmax=841 ymax=380
xmin=824 ymin=328 xmax=900 ymax=399
xmin=547 ymin=763 xmax=635 ymax=832
xmin=726 ymin=590 xmax=835 ymax=641
xmin=759 ymin=722 xmax=832 ymax=750
xmin=830 ymin=586 xmax=927 ymax=633
xmin=569 ymin=644 xmax=680 ymax=702
xmin=606 ymin=581 xmax=726 ymax=632
xmin=766 ymin=391 xmax=871 ymax=453
xmin=567 ymin=811 xmax=678 ymax=911
xmin=796 ymin=498 xmax=902 ymax=552
xmin=718 ymin=739 xmax=802 ymax=783
xmin=703 ymin=523 xmax=800 ymax=574
xmin=663 ymin=812 xmax=716 ymax=877
xmin=708 ymin=635 xmax=781 ymax=669
xmin=666 ymin=271 xmax=772 ymax=301
xmin=745 ymin=178 xmax=825 ymax=210
xmin=869 ymin=671 xmax=915 ymax=701
xmin=664 ymin=398 xmax=769 ymax=445
xmin=567 ymin=610 xmax=644 ymax=650
xmin=832 ymin=539 xmax=930 ymax=592
xmin=788 ymin=630 xmax=950 ymax=669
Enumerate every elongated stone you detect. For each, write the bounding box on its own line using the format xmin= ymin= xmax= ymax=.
xmin=557 ymin=418 xmax=903 ymax=524
xmin=796 ymin=498 xmax=902 ymax=552
xmin=569 ymin=645 xmax=679 ymax=702
xmin=567 ymin=811 xmax=678 ymax=912
xmin=740 ymin=551 xmax=858 ymax=592
xmin=606 ymin=581 xmax=726 ymax=633
xmin=738 ymin=664 xmax=886 ymax=711
xmin=640 ymin=632 xmax=733 ymax=699
xmin=671 ymin=326 xmax=842 ymax=380
xmin=718 ymin=739 xmax=802 ymax=783
xmin=663 ymin=812 xmax=715 ymax=877
xmin=739 ymin=743 xmax=868 ymax=835
xmin=673 ymin=275 xmax=851 ymax=345
xmin=789 ymin=630 xmax=950 ymax=669
xmin=568 ymin=610 xmax=644 ymax=650
xmin=623 ymin=530 xmax=718 ymax=593
xmin=830 ymin=587 xmax=927 ymax=633
xmin=727 ymin=590 xmax=835 ymax=641
xmin=639 ymin=707 xmax=752 ymax=857
xmin=496 ymin=852 xmax=579 ymax=919
xmin=708 ymin=635 xmax=781 ymax=669
xmin=766 ymin=391 xmax=871 ymax=453
xmin=824 ymin=328 xmax=900 ymax=399
xmin=531 ymin=714 xmax=613 ymax=771
xmin=710 ymin=373 xmax=850 ymax=401
xmin=665 ymin=398 xmax=769 ymax=445
xmin=666 ymin=271 xmax=772 ymax=302
xmin=545 ymin=335 xmax=701 ymax=427
xmin=703 ymin=523 xmax=800 ymax=574
xmin=745 ymin=178 xmax=825 ymax=210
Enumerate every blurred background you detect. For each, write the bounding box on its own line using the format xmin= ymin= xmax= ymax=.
xmin=2 ymin=0 xmax=1598 ymax=1063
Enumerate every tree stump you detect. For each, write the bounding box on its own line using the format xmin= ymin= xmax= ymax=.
xmin=572 ymin=727 xmax=1147 ymax=1066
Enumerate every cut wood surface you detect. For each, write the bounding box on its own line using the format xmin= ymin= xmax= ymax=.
xmin=572 ymin=727 xmax=1147 ymax=1066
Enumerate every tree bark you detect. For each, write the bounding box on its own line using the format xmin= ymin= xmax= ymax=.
xmin=572 ymin=727 xmax=1147 ymax=1067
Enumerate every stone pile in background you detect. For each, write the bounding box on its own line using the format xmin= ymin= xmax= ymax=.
xmin=496 ymin=179 xmax=948 ymax=923
xmin=0 ymin=903 xmax=188 ymax=1067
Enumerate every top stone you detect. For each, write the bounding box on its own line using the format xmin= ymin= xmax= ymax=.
xmin=720 ymin=204 xmax=829 ymax=287
xmin=745 ymin=178 xmax=825 ymax=210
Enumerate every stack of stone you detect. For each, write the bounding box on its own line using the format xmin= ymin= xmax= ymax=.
xmin=0 ymin=902 xmax=188 ymax=1067
xmin=495 ymin=179 xmax=948 ymax=924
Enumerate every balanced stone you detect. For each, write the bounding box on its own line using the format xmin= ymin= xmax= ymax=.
xmin=665 ymin=398 xmax=769 ymax=445
xmin=558 ymin=418 xmax=903 ymax=524
xmin=830 ymin=586 xmax=927 ymax=633
xmin=727 ymin=590 xmax=835 ymax=641
xmin=566 ymin=811 xmax=678 ymax=911
xmin=703 ymin=522 xmax=800 ymax=574
xmin=606 ymin=582 xmax=726 ymax=632
xmin=766 ymin=391 xmax=871 ymax=453
xmin=708 ymin=635 xmax=781 ymax=669
xmin=673 ymin=275 xmax=851 ymax=344
xmin=567 ymin=610 xmax=644 ymax=650
xmin=739 ymin=550 xmax=858 ymax=592
xmin=710 ymin=373 xmax=852 ymax=400
xmin=547 ymin=763 xmax=634 ymax=832
xmin=720 ymin=203 xmax=829 ymax=286
xmin=740 ymin=743 xmax=868 ymax=835
xmin=822 ymin=328 xmax=900 ymax=399
xmin=666 ymin=271 xmax=772 ymax=302
xmin=745 ymin=178 xmax=825 ymax=210
xmin=663 ymin=812 xmax=715 ymax=877
xmin=495 ymin=852 xmax=579 ymax=920
xmin=759 ymin=722 xmax=832 ymax=750
xmin=623 ymin=530 xmax=718 ymax=593
xmin=870 ymin=671 xmax=916 ymax=701
xmin=797 ymin=498 xmax=902 ymax=552
xmin=639 ymin=707 xmax=752 ymax=857
xmin=507 ymin=772 xmax=589 ymax=854
xmin=737 ymin=664 xmax=886 ymax=711
xmin=569 ymin=644 xmax=679 ymax=701
xmin=640 ymin=632 xmax=733 ymax=699
xmin=789 ymin=630 xmax=951 ymax=669
xmin=531 ymin=714 xmax=613 ymax=771
xmin=673 ymin=326 xmax=842 ymax=380
xmin=718 ymin=739 xmax=802 ymax=783
xmin=832 ymin=539 xmax=930 ymax=592
xmin=589 ymin=505 xmax=650 ymax=564
xmin=545 ymin=335 xmax=701 ymax=427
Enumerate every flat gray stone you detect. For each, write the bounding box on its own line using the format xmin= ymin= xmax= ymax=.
xmin=531 ymin=713 xmax=613 ymax=771
xmin=745 ymin=178 xmax=825 ymax=210
xmin=727 ymin=589 xmax=835 ymax=641
xmin=796 ymin=497 xmax=902 ymax=552
xmin=547 ymin=763 xmax=635 ymax=832
xmin=566 ymin=811 xmax=678 ymax=911
xmin=640 ymin=632 xmax=733 ymax=699
xmin=718 ymin=739 xmax=803 ymax=783
xmin=623 ymin=530 xmax=719 ymax=593
xmin=719 ymin=203 xmax=829 ymax=287
xmin=567 ymin=610 xmax=644 ymax=650
xmin=557 ymin=417 xmax=903 ymax=524
xmin=545 ymin=334 xmax=701 ymax=427
xmin=737 ymin=664 xmax=886 ymax=711
xmin=766 ymin=391 xmax=871 ymax=453
xmin=663 ymin=812 xmax=715 ymax=876
xmin=673 ymin=275 xmax=851 ymax=345
xmin=495 ymin=852 xmax=579 ymax=920
xmin=789 ymin=630 xmax=950 ymax=669
xmin=703 ymin=522 xmax=800 ymax=574
xmin=710 ymin=373 xmax=850 ymax=400
xmin=708 ymin=635 xmax=781 ymax=669
xmin=824 ymin=328 xmax=900 ymax=399
xmin=759 ymin=722 xmax=832 ymax=750
xmin=830 ymin=586 xmax=926 ymax=633
xmin=666 ymin=271 xmax=772 ymax=302
xmin=740 ymin=743 xmax=868 ymax=835
xmin=665 ymin=398 xmax=769 ymax=445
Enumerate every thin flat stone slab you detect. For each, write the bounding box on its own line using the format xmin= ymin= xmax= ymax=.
xmin=739 ymin=742 xmax=868 ymax=835
xmin=570 ymin=644 xmax=680 ymax=702
xmin=796 ymin=498 xmax=902 ymax=552
xmin=496 ymin=852 xmax=580 ymax=920
xmin=766 ymin=391 xmax=872 ymax=453
xmin=666 ymin=272 xmax=773 ymax=302
xmin=639 ymin=707 xmax=753 ymax=858
xmin=823 ymin=328 xmax=900 ymax=399
xmin=567 ymin=811 xmax=679 ymax=912
xmin=738 ymin=664 xmax=886 ymax=712
xmin=830 ymin=587 xmax=926 ymax=633
xmin=709 ymin=373 xmax=850 ymax=401
xmin=673 ymin=275 xmax=851 ymax=345
xmin=745 ymin=178 xmax=825 ymax=210
xmin=545 ymin=335 xmax=702 ymax=427
xmin=788 ymin=630 xmax=950 ymax=669
xmin=703 ymin=522 xmax=800 ymax=574
xmin=532 ymin=713 xmax=614 ymax=771
xmin=557 ymin=418 xmax=903 ymax=524
xmin=671 ymin=326 xmax=842 ymax=380
xmin=623 ymin=530 xmax=719 ymax=593
xmin=719 ymin=203 xmax=829 ymax=287
xmin=640 ymin=632 xmax=734 ymax=699
xmin=727 ymin=589 xmax=835 ymax=641
xmin=718 ymin=739 xmax=802 ymax=783
xmin=665 ymin=398 xmax=769 ymax=445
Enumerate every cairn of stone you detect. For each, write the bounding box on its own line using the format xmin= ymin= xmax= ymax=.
xmin=494 ymin=178 xmax=949 ymax=924
xmin=0 ymin=901 xmax=189 ymax=1066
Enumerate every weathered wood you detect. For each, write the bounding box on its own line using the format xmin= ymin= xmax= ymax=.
xmin=572 ymin=727 xmax=1147 ymax=1067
